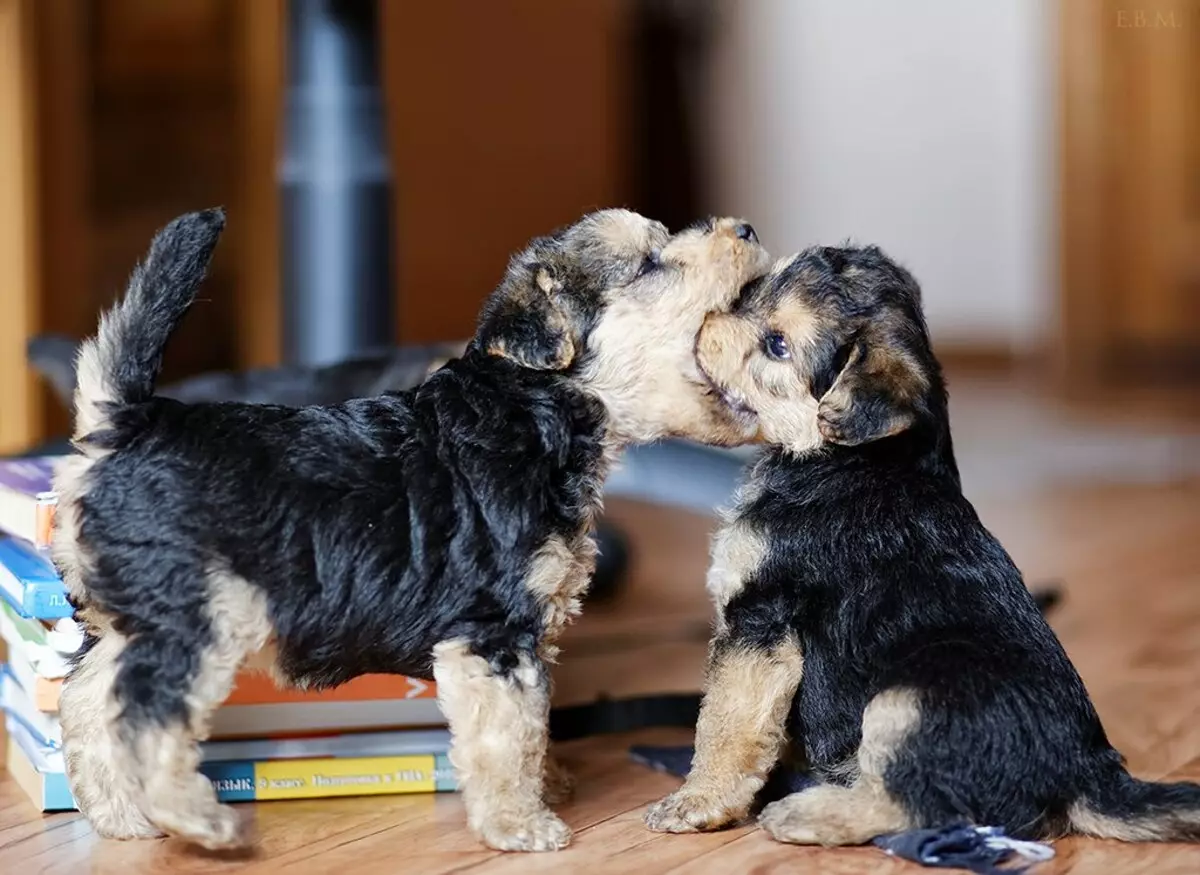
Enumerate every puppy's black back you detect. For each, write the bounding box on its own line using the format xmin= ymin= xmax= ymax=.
xmin=81 ymin=351 xmax=606 ymax=707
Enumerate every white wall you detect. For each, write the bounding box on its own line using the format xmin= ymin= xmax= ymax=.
xmin=703 ymin=0 xmax=1056 ymax=351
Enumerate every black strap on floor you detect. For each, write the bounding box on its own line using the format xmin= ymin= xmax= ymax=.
xmin=550 ymin=585 xmax=1063 ymax=741
xmin=550 ymin=694 xmax=702 ymax=742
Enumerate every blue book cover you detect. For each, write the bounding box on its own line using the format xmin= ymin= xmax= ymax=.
xmin=19 ymin=755 xmax=457 ymax=813
xmin=42 ymin=770 xmax=77 ymax=811
xmin=5 ymin=716 xmax=76 ymax=811
xmin=0 ymin=535 xmax=71 ymax=620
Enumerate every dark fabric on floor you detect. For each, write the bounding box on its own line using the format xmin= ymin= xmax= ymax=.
xmin=630 ymin=745 xmax=1054 ymax=874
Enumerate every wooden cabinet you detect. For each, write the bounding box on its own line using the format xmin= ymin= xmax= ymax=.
xmin=1060 ymin=0 xmax=1200 ymax=390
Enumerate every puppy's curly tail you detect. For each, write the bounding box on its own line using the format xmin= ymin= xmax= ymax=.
xmin=73 ymin=209 xmax=225 ymax=455
xmin=1070 ymin=768 xmax=1200 ymax=842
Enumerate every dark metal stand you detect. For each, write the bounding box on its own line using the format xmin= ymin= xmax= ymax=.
xmin=281 ymin=0 xmax=394 ymax=367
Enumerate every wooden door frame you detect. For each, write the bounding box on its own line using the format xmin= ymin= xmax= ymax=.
xmin=0 ymin=0 xmax=41 ymax=453
xmin=235 ymin=0 xmax=284 ymax=369
xmin=1057 ymin=0 xmax=1110 ymax=391
xmin=1058 ymin=0 xmax=1198 ymax=390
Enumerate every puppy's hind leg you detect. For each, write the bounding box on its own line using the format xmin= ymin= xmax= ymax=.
xmin=109 ymin=572 xmax=272 ymax=850
xmin=759 ymin=688 xmax=917 ymax=846
xmin=61 ymin=626 xmax=162 ymax=840
xmin=433 ymin=640 xmax=569 ymax=852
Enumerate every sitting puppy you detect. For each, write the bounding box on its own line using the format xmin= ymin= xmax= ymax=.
xmin=645 ymin=245 xmax=1200 ymax=844
xmin=55 ymin=208 xmax=767 ymax=852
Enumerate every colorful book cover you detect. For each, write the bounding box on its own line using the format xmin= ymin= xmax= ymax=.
xmin=6 ymin=720 xmax=75 ymax=812
xmin=6 ymin=718 xmax=457 ymax=813
xmin=0 ymin=595 xmax=51 ymax=649
xmin=0 ymin=457 xmax=59 ymax=548
xmin=2 ymin=605 xmax=436 ymax=711
xmin=1 ymin=666 xmax=443 ymax=743
xmin=24 ymin=666 xmax=440 ymax=716
xmin=0 ymin=536 xmax=71 ymax=620
xmin=1 ymin=641 xmax=60 ymax=712
xmin=201 ymin=752 xmax=457 ymax=801
xmin=201 ymin=727 xmax=451 ymax=762
xmin=209 ymin=697 xmax=444 ymax=738
xmin=225 ymin=671 xmax=435 ymax=706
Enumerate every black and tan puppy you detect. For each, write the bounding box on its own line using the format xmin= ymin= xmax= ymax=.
xmin=54 ymin=208 xmax=768 ymax=852
xmin=645 ymin=245 xmax=1200 ymax=845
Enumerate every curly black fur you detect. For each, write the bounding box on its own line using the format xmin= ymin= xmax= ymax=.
xmin=81 ymin=354 xmax=605 ymax=705
xmin=722 ymin=245 xmax=1200 ymax=841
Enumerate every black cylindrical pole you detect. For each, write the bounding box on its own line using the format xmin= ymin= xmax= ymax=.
xmin=281 ymin=0 xmax=394 ymax=367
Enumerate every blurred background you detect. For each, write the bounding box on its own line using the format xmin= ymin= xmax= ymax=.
xmin=0 ymin=0 xmax=1196 ymax=504
xmin=0 ymin=3 xmax=1196 ymax=847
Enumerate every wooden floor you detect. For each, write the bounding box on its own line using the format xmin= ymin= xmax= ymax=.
xmin=2 ymin=380 xmax=1199 ymax=873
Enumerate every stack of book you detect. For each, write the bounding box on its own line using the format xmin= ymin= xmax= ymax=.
xmin=0 ymin=456 xmax=456 ymax=812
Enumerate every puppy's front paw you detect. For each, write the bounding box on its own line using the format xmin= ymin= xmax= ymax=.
xmin=644 ymin=789 xmax=744 ymax=833
xmin=196 ymin=806 xmax=257 ymax=851
xmin=87 ymin=805 xmax=165 ymax=841
xmin=158 ymin=802 xmax=256 ymax=851
xmin=478 ymin=810 xmax=572 ymax=852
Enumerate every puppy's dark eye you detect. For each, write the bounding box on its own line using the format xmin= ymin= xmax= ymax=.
xmin=635 ymin=251 xmax=661 ymax=279
xmin=764 ymin=332 xmax=790 ymax=360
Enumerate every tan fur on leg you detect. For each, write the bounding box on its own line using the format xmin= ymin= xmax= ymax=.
xmin=645 ymin=637 xmax=803 ymax=832
xmin=123 ymin=723 xmax=254 ymax=851
xmin=61 ymin=629 xmax=161 ymax=840
xmin=521 ymin=532 xmax=593 ymax=808
xmin=705 ymin=517 xmax=766 ymax=636
xmin=433 ymin=640 xmax=569 ymax=852
xmin=523 ymin=532 xmax=597 ymax=652
xmin=56 ymin=454 xmax=159 ymax=839
xmin=759 ymin=688 xmax=919 ymax=846
xmin=118 ymin=573 xmax=273 ymax=849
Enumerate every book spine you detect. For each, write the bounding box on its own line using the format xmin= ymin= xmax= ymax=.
xmin=9 ymin=750 xmax=457 ymax=813
xmin=41 ymin=767 xmax=78 ymax=811
xmin=1 ymin=672 xmax=63 ymax=746
xmin=0 ymin=599 xmax=49 ymax=646
xmin=6 ymin=738 xmax=76 ymax=811
xmin=34 ymin=498 xmax=55 ymax=550
xmin=201 ymin=753 xmax=457 ymax=801
xmin=27 ymin=584 xmax=72 ymax=621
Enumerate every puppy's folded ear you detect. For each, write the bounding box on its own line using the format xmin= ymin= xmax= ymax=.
xmin=816 ymin=340 xmax=924 ymax=446
xmin=476 ymin=265 xmax=578 ymax=371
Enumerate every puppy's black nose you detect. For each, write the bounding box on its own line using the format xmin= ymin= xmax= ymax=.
xmin=734 ymin=223 xmax=758 ymax=243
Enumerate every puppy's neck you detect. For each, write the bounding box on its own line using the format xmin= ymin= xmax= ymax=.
xmin=448 ymin=344 xmax=617 ymax=474
xmin=760 ymin=413 xmax=960 ymax=490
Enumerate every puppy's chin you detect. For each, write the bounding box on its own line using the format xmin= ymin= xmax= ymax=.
xmin=693 ymin=367 xmax=760 ymax=442
xmin=716 ymin=398 xmax=760 ymax=441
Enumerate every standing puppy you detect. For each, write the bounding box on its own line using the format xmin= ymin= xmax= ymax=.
xmin=55 ymin=208 xmax=767 ymax=852
xmin=645 ymin=245 xmax=1200 ymax=844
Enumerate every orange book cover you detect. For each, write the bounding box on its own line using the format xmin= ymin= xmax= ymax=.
xmin=224 ymin=672 xmax=435 ymax=706
xmin=37 ymin=671 xmax=435 ymax=712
